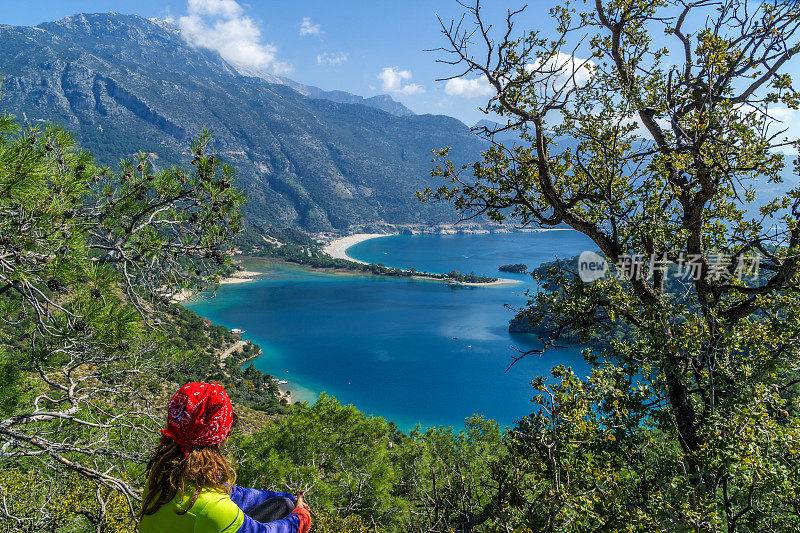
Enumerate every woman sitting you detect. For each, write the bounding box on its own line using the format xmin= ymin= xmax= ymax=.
xmin=138 ymin=382 xmax=311 ymax=533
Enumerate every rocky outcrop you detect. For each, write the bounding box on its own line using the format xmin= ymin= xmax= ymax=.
xmin=100 ymin=75 xmax=186 ymax=138
xmin=509 ymin=315 xmax=538 ymax=334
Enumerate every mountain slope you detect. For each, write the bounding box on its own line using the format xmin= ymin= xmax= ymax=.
xmin=235 ymin=65 xmax=415 ymax=117
xmin=281 ymin=80 xmax=416 ymax=117
xmin=0 ymin=13 xmax=484 ymax=231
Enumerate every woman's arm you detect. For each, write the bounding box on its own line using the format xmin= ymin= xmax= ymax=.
xmin=235 ymin=510 xmax=306 ymax=533
xmin=229 ymin=486 xmax=296 ymax=512
xmin=196 ymin=494 xmax=309 ymax=533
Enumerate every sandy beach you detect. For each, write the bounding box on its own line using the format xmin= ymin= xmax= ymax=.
xmin=219 ymin=270 xmax=262 ymax=284
xmin=324 ymin=233 xmax=521 ymax=287
xmin=323 ymin=233 xmax=395 ymax=264
xmin=277 ymin=384 xmax=293 ymax=404
xmin=169 ymin=288 xmax=195 ymax=303
xmin=168 ymin=270 xmax=264 ymax=302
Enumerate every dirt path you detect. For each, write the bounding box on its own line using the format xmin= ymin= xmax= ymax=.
xmin=219 ymin=340 xmax=246 ymax=369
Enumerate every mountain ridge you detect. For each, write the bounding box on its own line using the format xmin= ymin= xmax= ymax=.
xmin=0 ymin=12 xmax=484 ymax=231
xmin=231 ymin=64 xmax=415 ymax=117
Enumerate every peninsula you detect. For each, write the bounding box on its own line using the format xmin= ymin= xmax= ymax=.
xmin=322 ymin=233 xmax=522 ymax=287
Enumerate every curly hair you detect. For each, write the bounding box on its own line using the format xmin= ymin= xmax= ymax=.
xmin=138 ymin=435 xmax=236 ymax=517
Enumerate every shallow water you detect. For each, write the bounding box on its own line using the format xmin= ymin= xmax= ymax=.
xmin=186 ymin=230 xmax=596 ymax=430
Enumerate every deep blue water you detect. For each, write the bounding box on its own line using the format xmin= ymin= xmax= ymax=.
xmin=186 ymin=231 xmax=595 ymax=430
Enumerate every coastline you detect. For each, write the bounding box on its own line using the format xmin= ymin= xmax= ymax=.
xmin=219 ymin=269 xmax=263 ymax=284
xmin=277 ymin=384 xmax=293 ymax=404
xmin=169 ymin=269 xmax=264 ymax=303
xmin=218 ymin=342 xmax=296 ymax=404
xmin=322 ymin=233 xmax=522 ymax=287
xmin=322 ymin=233 xmax=395 ymax=264
xmin=187 ymin=232 xmax=527 ymax=408
xmin=185 ymin=231 xmax=561 ymax=420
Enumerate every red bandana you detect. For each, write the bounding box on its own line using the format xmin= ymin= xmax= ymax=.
xmin=161 ymin=382 xmax=233 ymax=455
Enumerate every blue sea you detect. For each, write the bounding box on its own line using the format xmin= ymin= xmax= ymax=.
xmin=185 ymin=230 xmax=595 ymax=431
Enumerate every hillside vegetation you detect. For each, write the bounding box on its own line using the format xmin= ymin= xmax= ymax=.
xmin=4 ymin=0 xmax=800 ymax=530
xmin=0 ymin=106 xmax=520 ymax=533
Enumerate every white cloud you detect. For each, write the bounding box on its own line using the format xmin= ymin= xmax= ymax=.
xmin=300 ymin=17 xmax=322 ymax=36
xmin=735 ymin=103 xmax=797 ymax=128
xmin=271 ymin=61 xmax=295 ymax=75
xmin=525 ymin=52 xmax=595 ymax=90
xmin=317 ymin=52 xmax=348 ymax=65
xmin=768 ymin=106 xmax=796 ymax=123
xmin=186 ymin=0 xmax=242 ymax=18
xmin=761 ymin=106 xmax=799 ymax=155
xmin=443 ymin=53 xmax=592 ymax=100
xmin=733 ymin=103 xmax=800 ymax=155
xmin=177 ymin=0 xmax=291 ymax=74
xmin=377 ymin=67 xmax=425 ymax=95
xmin=444 ymin=76 xmax=494 ymax=98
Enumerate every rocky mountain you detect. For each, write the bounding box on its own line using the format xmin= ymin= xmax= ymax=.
xmin=236 ymin=66 xmax=415 ymax=117
xmin=232 ymin=67 xmax=415 ymax=117
xmin=473 ymin=120 xmax=799 ymax=219
xmin=0 ymin=13 xmax=484 ymax=231
xmin=289 ymin=85 xmax=415 ymax=118
xmin=473 ymin=119 xmax=522 ymax=145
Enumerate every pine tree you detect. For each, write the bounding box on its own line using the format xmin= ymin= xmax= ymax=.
xmin=0 ymin=106 xmax=244 ymax=530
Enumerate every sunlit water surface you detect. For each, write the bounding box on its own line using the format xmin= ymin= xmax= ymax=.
xmin=186 ymin=230 xmax=595 ymax=430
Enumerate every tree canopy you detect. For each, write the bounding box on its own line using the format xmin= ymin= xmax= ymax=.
xmin=0 ymin=107 xmax=244 ymax=530
xmin=423 ymin=0 xmax=800 ymax=529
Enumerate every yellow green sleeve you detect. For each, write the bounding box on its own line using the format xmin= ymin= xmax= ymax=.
xmin=193 ymin=493 xmax=245 ymax=533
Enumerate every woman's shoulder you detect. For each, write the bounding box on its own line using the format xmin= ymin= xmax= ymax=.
xmin=192 ymin=490 xmax=245 ymax=532
xmin=185 ymin=487 xmax=233 ymax=513
xmin=139 ymin=488 xmax=242 ymax=533
xmin=151 ymin=488 xmax=234 ymax=516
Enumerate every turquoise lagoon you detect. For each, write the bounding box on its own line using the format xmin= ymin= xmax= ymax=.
xmin=186 ymin=230 xmax=596 ymax=430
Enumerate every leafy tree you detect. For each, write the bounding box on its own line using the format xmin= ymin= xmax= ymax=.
xmin=233 ymin=396 xmax=505 ymax=533
xmin=396 ymin=417 xmax=506 ymax=532
xmin=234 ymin=394 xmax=404 ymax=528
xmin=498 ymin=264 xmax=527 ymax=273
xmin=424 ymin=0 xmax=800 ymax=529
xmin=0 ymin=105 xmax=243 ymax=530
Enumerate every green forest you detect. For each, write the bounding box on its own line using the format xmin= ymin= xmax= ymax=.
xmin=3 ymin=0 xmax=800 ymax=531
xmin=0 ymin=107 xmax=508 ymax=533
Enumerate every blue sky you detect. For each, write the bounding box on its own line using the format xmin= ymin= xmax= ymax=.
xmin=0 ymin=0 xmax=549 ymax=125
xmin=1 ymin=0 xmax=798 ymax=148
